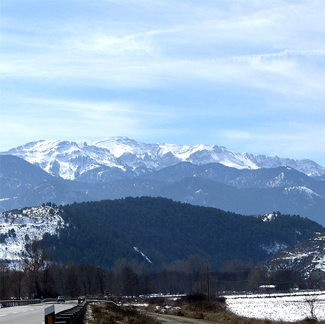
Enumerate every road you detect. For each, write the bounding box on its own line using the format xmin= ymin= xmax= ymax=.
xmin=0 ymin=301 xmax=77 ymax=324
xmin=145 ymin=311 xmax=224 ymax=324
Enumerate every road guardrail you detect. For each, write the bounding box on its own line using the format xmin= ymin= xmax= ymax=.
xmin=55 ymin=301 xmax=87 ymax=324
xmin=0 ymin=299 xmax=42 ymax=308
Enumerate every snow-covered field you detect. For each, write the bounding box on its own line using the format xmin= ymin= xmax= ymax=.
xmin=226 ymin=291 xmax=325 ymax=322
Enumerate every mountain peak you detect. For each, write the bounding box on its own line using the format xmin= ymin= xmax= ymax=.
xmin=2 ymin=137 xmax=325 ymax=181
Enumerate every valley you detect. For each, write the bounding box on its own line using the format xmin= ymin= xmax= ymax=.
xmin=1 ymin=138 xmax=325 ymax=323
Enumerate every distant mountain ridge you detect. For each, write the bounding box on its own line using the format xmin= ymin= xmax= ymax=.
xmin=2 ymin=197 xmax=323 ymax=269
xmin=1 ymin=138 xmax=325 ymax=225
xmin=3 ymin=137 xmax=325 ymax=182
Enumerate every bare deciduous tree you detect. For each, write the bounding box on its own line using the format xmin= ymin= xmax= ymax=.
xmin=23 ymin=239 xmax=50 ymax=298
xmin=305 ymin=295 xmax=318 ymax=321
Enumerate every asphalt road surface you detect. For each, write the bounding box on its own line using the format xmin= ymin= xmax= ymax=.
xmin=0 ymin=301 xmax=77 ymax=324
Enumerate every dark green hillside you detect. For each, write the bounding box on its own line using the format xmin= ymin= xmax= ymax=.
xmin=42 ymin=197 xmax=324 ymax=269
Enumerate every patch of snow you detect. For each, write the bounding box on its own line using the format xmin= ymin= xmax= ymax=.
xmin=195 ymin=189 xmax=207 ymax=197
xmin=284 ymin=186 xmax=324 ymax=199
xmin=266 ymin=172 xmax=285 ymax=187
xmin=260 ymin=213 xmax=279 ymax=222
xmin=261 ymin=241 xmax=288 ymax=254
xmin=133 ymin=246 xmax=152 ymax=264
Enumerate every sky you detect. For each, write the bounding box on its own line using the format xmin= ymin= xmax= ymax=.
xmin=1 ymin=0 xmax=325 ymax=166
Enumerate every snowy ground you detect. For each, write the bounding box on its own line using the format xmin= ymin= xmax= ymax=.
xmin=0 ymin=206 xmax=64 ymax=263
xmin=226 ymin=291 xmax=325 ymax=322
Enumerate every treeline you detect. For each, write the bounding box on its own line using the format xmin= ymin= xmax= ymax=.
xmin=42 ymin=197 xmax=324 ymax=269
xmin=0 ymin=243 xmax=320 ymax=300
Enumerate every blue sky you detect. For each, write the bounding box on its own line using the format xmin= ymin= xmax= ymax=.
xmin=1 ymin=0 xmax=325 ymax=165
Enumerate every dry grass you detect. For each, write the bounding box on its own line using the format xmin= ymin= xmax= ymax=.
xmin=85 ymin=303 xmax=161 ymax=324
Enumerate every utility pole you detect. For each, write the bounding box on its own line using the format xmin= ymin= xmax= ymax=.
xmin=207 ymin=266 xmax=210 ymax=301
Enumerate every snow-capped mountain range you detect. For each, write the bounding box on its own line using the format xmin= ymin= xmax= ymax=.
xmin=4 ymin=137 xmax=325 ymax=182
xmin=1 ymin=137 xmax=325 ymax=226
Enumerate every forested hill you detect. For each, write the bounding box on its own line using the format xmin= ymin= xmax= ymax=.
xmin=42 ymin=197 xmax=324 ymax=269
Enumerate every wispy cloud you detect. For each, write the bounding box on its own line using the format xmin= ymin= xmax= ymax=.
xmin=2 ymin=47 xmax=324 ymax=102
xmin=1 ymin=0 xmax=325 ymax=164
xmin=2 ymin=1 xmax=324 ymax=95
xmin=0 ymin=96 xmax=182 ymax=148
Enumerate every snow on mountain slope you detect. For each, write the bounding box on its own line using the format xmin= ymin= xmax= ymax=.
xmin=265 ymin=234 xmax=325 ymax=279
xmin=5 ymin=140 xmax=125 ymax=180
xmin=0 ymin=206 xmax=64 ymax=262
xmin=96 ymin=138 xmax=260 ymax=170
xmin=284 ymin=186 xmax=325 ymax=199
xmin=3 ymin=137 xmax=325 ymax=181
xmin=244 ymin=153 xmax=324 ymax=177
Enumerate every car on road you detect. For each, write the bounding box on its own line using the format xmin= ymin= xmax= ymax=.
xmin=78 ymin=296 xmax=86 ymax=304
xmin=57 ymin=296 xmax=65 ymax=303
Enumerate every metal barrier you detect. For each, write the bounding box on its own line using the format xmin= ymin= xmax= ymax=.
xmin=55 ymin=301 xmax=87 ymax=324
xmin=0 ymin=299 xmax=42 ymax=308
